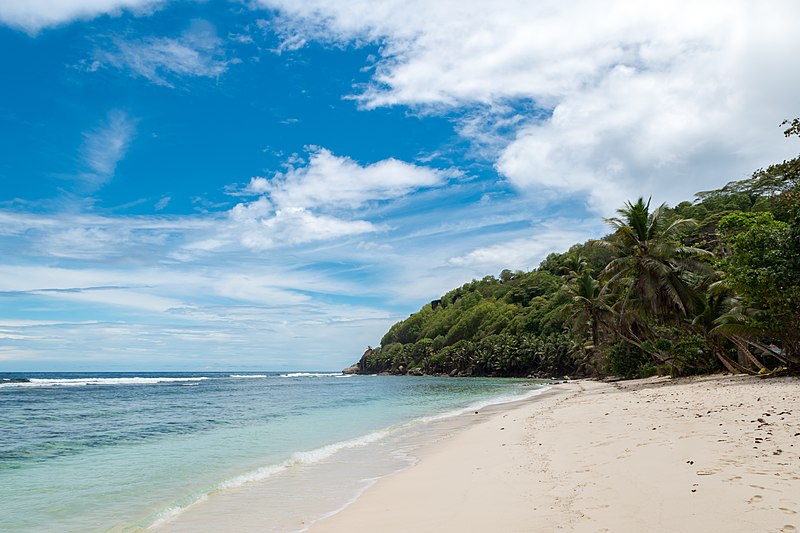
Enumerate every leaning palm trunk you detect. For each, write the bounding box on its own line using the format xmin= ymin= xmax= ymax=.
xmin=746 ymin=339 xmax=792 ymax=366
xmin=707 ymin=336 xmax=752 ymax=374
xmin=614 ymin=311 xmax=679 ymax=371
xmin=730 ymin=337 xmax=768 ymax=372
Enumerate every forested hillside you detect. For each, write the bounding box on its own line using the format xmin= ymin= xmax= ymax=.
xmin=350 ymin=121 xmax=800 ymax=379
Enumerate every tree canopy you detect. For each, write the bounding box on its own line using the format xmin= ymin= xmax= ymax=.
xmin=353 ymin=120 xmax=800 ymax=379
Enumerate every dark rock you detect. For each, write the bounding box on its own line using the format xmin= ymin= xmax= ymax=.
xmin=358 ymin=347 xmax=373 ymax=373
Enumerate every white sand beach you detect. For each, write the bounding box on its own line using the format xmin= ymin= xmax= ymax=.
xmin=310 ymin=375 xmax=800 ymax=533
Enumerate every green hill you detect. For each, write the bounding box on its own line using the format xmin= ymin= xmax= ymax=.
xmin=349 ymin=121 xmax=800 ymax=379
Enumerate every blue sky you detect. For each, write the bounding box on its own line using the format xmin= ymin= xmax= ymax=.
xmin=1 ymin=1 xmax=798 ymax=371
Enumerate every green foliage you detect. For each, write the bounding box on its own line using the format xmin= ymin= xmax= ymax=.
xmin=361 ymin=267 xmax=580 ymax=377
xmin=603 ymin=342 xmax=657 ymax=379
xmin=718 ymin=211 xmax=781 ymax=233
xmin=358 ymin=125 xmax=800 ymax=377
xmin=719 ymin=207 xmax=800 ymax=361
xmin=783 ymin=117 xmax=800 ymax=138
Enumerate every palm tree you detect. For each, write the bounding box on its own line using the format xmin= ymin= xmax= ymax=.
xmin=562 ymin=270 xmax=613 ymax=359
xmin=598 ymin=198 xmax=713 ymax=370
xmin=558 ymin=253 xmax=589 ymax=280
xmin=691 ymin=280 xmax=753 ymax=374
xmin=601 ymin=197 xmax=712 ymax=319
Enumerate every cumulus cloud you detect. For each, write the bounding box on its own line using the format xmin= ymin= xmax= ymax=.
xmin=0 ymin=0 xmax=161 ymax=33
xmin=260 ymin=0 xmax=800 ymax=210
xmin=230 ymin=205 xmax=377 ymax=250
xmin=78 ymin=110 xmax=136 ymax=191
xmin=220 ymin=147 xmax=452 ymax=249
xmin=249 ymin=147 xmax=449 ymax=210
xmin=92 ymin=19 xmax=230 ymax=87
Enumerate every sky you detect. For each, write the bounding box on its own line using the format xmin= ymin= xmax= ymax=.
xmin=0 ymin=1 xmax=798 ymax=371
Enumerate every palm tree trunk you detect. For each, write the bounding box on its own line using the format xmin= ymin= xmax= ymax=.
xmin=731 ymin=337 xmax=767 ymax=371
xmin=708 ymin=337 xmax=752 ymax=374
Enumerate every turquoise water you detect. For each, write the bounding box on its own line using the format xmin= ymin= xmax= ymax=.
xmin=0 ymin=372 xmax=545 ymax=532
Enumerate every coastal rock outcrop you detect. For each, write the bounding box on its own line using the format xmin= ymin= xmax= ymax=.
xmin=342 ymin=347 xmax=374 ymax=375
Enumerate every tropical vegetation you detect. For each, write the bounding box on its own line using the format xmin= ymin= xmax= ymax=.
xmin=351 ymin=121 xmax=800 ymax=378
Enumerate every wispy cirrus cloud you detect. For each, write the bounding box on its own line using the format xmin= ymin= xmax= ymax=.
xmin=91 ymin=19 xmax=231 ymax=87
xmin=0 ymin=0 xmax=161 ymax=33
xmin=77 ymin=110 xmax=136 ymax=191
xmin=0 ymin=173 xmax=595 ymax=370
xmin=448 ymin=220 xmax=600 ymax=272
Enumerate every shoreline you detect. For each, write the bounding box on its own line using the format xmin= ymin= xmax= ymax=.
xmin=309 ymin=374 xmax=800 ymax=533
xmin=151 ymin=379 xmax=553 ymax=532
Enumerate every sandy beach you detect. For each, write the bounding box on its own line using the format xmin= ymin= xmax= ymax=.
xmin=310 ymin=375 xmax=800 ymax=533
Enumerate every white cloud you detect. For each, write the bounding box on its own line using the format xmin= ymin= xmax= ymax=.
xmin=0 ymin=210 xmax=212 ymax=260
xmin=230 ymin=196 xmax=272 ymax=221
xmin=93 ymin=19 xmax=230 ymax=87
xmin=78 ymin=110 xmax=136 ymax=190
xmin=230 ymin=205 xmax=377 ymax=250
xmin=52 ymin=288 xmax=186 ymax=313
xmin=154 ymin=196 xmax=171 ymax=211
xmin=215 ymin=274 xmax=311 ymax=305
xmin=261 ymin=0 xmax=800 ymax=211
xmin=0 ymin=0 xmax=160 ymax=32
xmin=244 ymin=177 xmax=271 ymax=195
xmin=0 ymin=193 xmax=600 ymax=369
xmin=220 ymin=147 xmax=451 ymax=249
xmin=448 ymin=221 xmax=598 ymax=271
xmin=260 ymin=147 xmax=449 ymax=210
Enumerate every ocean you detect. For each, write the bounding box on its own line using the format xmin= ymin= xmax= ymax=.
xmin=0 ymin=372 xmax=547 ymax=532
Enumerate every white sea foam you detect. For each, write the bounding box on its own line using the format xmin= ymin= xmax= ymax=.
xmin=146 ymin=429 xmax=393 ymax=529
xmin=218 ymin=429 xmax=391 ymax=491
xmin=279 ymin=372 xmax=343 ymax=378
xmin=291 ymin=386 xmax=552 ymax=531
xmin=291 ymin=430 xmax=390 ymax=465
xmin=155 ymin=385 xmax=549 ymax=525
xmin=0 ymin=377 xmax=209 ymax=388
xmin=217 ymin=463 xmax=289 ymax=490
xmin=229 ymin=374 xmax=268 ymax=378
xmin=147 ymin=493 xmax=209 ymax=529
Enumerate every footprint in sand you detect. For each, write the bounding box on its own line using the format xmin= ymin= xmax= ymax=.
xmin=748 ymin=495 xmax=763 ymax=504
xmin=779 ymin=525 xmax=796 ymax=533
xmin=779 ymin=508 xmax=798 ymax=515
